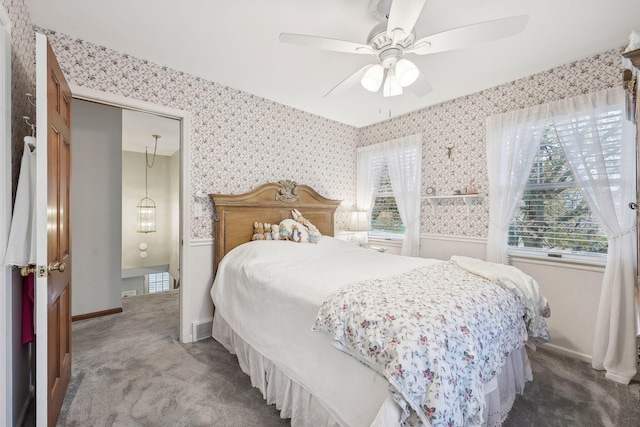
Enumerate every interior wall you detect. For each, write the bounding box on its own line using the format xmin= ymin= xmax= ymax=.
xmin=1 ymin=0 xmax=36 ymax=425
xmin=71 ymin=99 xmax=122 ymax=316
xmin=39 ymin=27 xmax=360 ymax=239
xmin=122 ymin=151 xmax=175 ymax=270
xmin=359 ymin=48 xmax=623 ymax=238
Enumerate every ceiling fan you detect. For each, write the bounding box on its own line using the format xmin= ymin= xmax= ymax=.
xmin=279 ymin=0 xmax=528 ymax=98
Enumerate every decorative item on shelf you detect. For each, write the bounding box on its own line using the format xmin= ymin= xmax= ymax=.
xmin=453 ymin=189 xmax=461 ymax=195
xmin=425 ymin=186 xmax=435 ymax=196
xmin=137 ymin=134 xmax=160 ymax=233
xmin=464 ymin=179 xmax=478 ymax=195
xmin=347 ymin=211 xmax=371 ymax=247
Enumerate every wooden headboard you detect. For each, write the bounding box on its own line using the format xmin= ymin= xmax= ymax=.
xmin=210 ymin=180 xmax=341 ymax=274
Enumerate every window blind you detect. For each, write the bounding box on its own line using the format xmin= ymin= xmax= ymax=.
xmin=508 ymin=108 xmax=623 ymax=255
xmin=370 ymin=159 xmax=405 ymax=236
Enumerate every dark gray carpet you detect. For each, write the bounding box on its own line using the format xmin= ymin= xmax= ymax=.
xmin=57 ymin=291 xmax=288 ymax=427
xmin=46 ymin=291 xmax=639 ymax=426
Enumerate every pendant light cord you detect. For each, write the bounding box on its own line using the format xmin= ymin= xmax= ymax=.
xmin=144 ymin=134 xmax=160 ymax=198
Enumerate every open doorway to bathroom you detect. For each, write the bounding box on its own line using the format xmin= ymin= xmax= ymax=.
xmin=120 ymin=110 xmax=180 ymax=298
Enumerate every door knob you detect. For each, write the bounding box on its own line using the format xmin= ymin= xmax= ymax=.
xmin=48 ymin=261 xmax=66 ymax=273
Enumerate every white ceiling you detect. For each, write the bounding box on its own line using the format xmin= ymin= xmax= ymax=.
xmin=121 ymin=109 xmax=180 ymax=156
xmin=26 ymin=0 xmax=640 ymax=128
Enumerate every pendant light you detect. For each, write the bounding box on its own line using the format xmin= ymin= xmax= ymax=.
xmin=137 ymin=134 xmax=160 ymax=233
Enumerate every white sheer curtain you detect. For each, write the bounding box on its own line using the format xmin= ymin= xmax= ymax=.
xmin=485 ymin=106 xmax=549 ymax=263
xmin=384 ymin=135 xmax=423 ymax=256
xmin=550 ymin=87 xmax=637 ymax=384
xmin=356 ymin=134 xmax=423 ymax=257
xmin=356 ymin=146 xmax=383 ymax=219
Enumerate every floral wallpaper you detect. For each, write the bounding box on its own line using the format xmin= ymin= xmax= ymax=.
xmin=37 ymin=28 xmax=359 ymax=239
xmin=360 ymin=49 xmax=623 ymax=238
xmin=36 ymin=23 xmax=624 ymax=240
xmin=1 ymin=0 xmax=36 ymax=200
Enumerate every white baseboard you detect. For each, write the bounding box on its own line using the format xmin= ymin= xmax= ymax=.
xmin=541 ymin=343 xmax=592 ymax=364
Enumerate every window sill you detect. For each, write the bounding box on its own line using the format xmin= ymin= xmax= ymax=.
xmin=368 ymin=236 xmax=403 ymax=248
xmin=508 ymin=248 xmax=607 ymax=269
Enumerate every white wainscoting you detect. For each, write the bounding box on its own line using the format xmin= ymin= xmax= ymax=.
xmin=185 ymin=239 xmax=215 ymax=343
xmin=419 ymin=234 xmax=604 ymax=363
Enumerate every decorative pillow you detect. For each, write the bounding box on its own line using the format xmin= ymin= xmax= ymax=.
xmin=291 ymin=209 xmax=322 ymax=243
xmin=279 ymin=219 xmax=309 ymax=243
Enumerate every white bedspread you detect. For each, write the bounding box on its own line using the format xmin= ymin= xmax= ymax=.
xmin=211 ymin=238 xmax=541 ymax=426
xmin=211 ymin=237 xmax=437 ymax=426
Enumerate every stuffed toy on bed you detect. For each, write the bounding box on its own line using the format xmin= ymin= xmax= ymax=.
xmin=279 ymin=218 xmax=309 ymax=243
xmin=279 ymin=224 xmax=290 ymax=241
xmin=291 ymin=209 xmax=320 ymax=233
xmin=251 ymin=222 xmax=265 ymax=241
xmin=264 ymin=223 xmax=273 ymax=240
xmin=271 ymin=224 xmax=280 ymax=240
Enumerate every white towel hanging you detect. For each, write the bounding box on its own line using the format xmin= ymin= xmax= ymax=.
xmin=3 ymin=137 xmax=37 ymax=266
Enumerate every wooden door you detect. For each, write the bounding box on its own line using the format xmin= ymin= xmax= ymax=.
xmin=35 ymin=33 xmax=72 ymax=427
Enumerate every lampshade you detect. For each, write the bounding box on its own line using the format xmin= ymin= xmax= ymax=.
xmin=348 ymin=211 xmax=371 ymax=232
xmin=395 ymin=59 xmax=419 ymax=87
xmin=383 ymin=67 xmax=403 ymax=97
xmin=137 ymin=197 xmax=156 ymax=233
xmin=361 ymin=64 xmax=384 ymax=92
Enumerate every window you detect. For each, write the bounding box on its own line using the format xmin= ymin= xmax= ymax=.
xmin=369 ymin=160 xmax=405 ymax=238
xmin=508 ymin=108 xmax=624 ymax=256
xmin=147 ymin=272 xmax=170 ymax=293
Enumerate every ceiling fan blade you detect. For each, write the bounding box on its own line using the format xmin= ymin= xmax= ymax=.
xmin=406 ymin=15 xmax=529 ymax=55
xmin=406 ymin=70 xmax=432 ymax=97
xmin=386 ymin=0 xmax=426 ymax=43
xmin=279 ymin=33 xmax=376 ymax=55
xmin=324 ymin=64 xmax=372 ymax=97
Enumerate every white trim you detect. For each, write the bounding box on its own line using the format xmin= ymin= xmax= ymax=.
xmin=420 ymin=233 xmax=488 ymax=244
xmin=34 ymin=32 xmax=48 ymax=427
xmin=541 ymin=343 xmax=592 ymax=364
xmin=190 ymin=238 xmax=214 ymax=247
xmin=509 ymin=253 xmax=606 ymax=273
xmin=368 ymin=237 xmax=403 ymax=248
xmin=68 ymin=84 xmax=193 ymax=343
xmin=0 ymin=7 xmax=12 ymax=427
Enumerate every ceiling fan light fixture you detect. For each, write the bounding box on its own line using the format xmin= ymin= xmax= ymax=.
xmin=395 ymin=58 xmax=419 ymax=87
xmin=361 ymin=64 xmax=384 ymax=92
xmin=382 ymin=67 xmax=402 ymax=97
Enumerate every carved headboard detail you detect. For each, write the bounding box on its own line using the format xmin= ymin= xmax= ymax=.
xmin=209 ymin=181 xmax=341 ymax=274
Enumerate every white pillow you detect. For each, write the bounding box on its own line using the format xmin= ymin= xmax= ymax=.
xmin=279 ymin=219 xmax=309 ymax=243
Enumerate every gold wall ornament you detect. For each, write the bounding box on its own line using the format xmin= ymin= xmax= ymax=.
xmin=446 ymin=145 xmax=454 ymax=159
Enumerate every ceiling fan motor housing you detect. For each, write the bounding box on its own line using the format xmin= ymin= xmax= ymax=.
xmin=367 ymin=21 xmax=416 ymax=52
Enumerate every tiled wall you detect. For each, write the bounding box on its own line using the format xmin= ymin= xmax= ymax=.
xmin=39 ymin=28 xmax=359 ymax=239
xmin=360 ymin=49 xmax=623 ymax=238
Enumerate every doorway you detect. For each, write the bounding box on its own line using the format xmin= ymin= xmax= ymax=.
xmin=120 ymin=110 xmax=180 ymax=298
xmin=70 ymin=86 xmax=191 ymax=342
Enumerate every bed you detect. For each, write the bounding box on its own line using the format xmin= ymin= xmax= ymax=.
xmin=209 ymin=181 xmax=548 ymax=427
